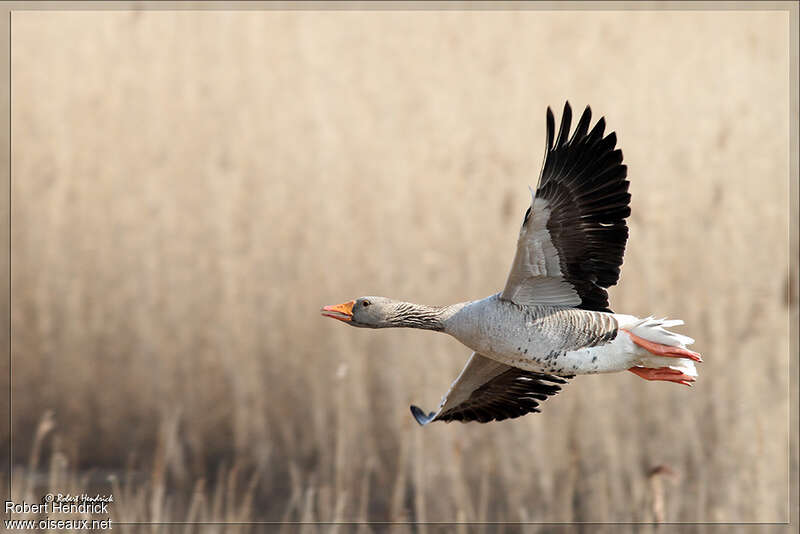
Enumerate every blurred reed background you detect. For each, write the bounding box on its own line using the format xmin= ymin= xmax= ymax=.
xmin=2 ymin=8 xmax=796 ymax=532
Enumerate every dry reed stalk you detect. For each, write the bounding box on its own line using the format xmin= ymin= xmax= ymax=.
xmin=647 ymin=464 xmax=678 ymax=523
xmin=184 ymin=478 xmax=207 ymax=532
xmin=390 ymin=431 xmax=411 ymax=522
xmin=27 ymin=410 xmax=55 ymax=474
xmin=413 ymin=428 xmax=427 ymax=533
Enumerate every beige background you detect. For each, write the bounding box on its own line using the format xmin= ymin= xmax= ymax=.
xmin=4 ymin=8 xmax=796 ymax=527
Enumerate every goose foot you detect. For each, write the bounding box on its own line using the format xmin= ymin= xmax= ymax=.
xmin=622 ymin=329 xmax=702 ymax=362
xmin=628 ymin=366 xmax=695 ymax=387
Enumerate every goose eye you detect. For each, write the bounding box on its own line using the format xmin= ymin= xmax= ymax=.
xmin=362 ymin=300 xmax=371 ymax=307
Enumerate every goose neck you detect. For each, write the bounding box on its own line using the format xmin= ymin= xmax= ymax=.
xmin=388 ymin=301 xmax=467 ymax=331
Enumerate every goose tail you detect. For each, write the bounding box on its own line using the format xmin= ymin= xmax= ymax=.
xmin=614 ymin=314 xmax=700 ymax=379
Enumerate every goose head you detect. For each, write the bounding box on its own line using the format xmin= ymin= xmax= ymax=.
xmin=321 ymin=296 xmax=399 ymax=328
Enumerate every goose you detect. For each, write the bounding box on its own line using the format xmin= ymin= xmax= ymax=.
xmin=322 ymin=102 xmax=701 ymax=425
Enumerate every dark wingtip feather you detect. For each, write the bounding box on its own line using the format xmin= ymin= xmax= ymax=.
xmin=545 ymin=107 xmax=555 ymax=150
xmin=604 ymin=132 xmax=617 ymax=149
xmin=410 ymin=405 xmax=436 ymax=426
xmin=588 ymin=117 xmax=606 ymax=143
xmin=555 ymin=102 xmax=573 ymax=148
xmin=572 ymin=105 xmax=592 ymax=142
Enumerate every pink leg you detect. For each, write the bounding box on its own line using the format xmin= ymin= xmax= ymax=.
xmin=621 ymin=329 xmax=702 ymax=362
xmin=628 ymin=366 xmax=695 ymax=387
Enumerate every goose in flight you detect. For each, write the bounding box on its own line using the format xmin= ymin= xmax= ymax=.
xmin=322 ymin=102 xmax=701 ymax=425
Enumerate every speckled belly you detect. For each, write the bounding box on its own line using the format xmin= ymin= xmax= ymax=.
xmin=484 ymin=333 xmax=635 ymax=376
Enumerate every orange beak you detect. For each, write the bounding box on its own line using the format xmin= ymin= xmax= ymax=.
xmin=321 ymin=300 xmax=355 ymax=322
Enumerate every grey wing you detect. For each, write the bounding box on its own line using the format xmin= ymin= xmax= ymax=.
xmin=501 ymin=102 xmax=630 ymax=312
xmin=410 ymin=353 xmax=571 ymax=425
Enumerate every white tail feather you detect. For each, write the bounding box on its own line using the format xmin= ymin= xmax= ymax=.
xmin=615 ymin=315 xmax=695 ymax=347
xmin=614 ymin=314 xmax=699 ymax=376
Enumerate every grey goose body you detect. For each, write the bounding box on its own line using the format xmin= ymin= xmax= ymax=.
xmin=322 ymin=102 xmax=701 ymax=425
xmin=442 ymin=295 xmax=619 ymax=374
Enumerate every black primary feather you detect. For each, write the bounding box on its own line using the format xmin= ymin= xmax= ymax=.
xmin=410 ymin=369 xmax=572 ymax=425
xmin=533 ymin=102 xmax=630 ymax=312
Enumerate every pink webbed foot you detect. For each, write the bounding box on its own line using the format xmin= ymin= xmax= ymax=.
xmin=628 ymin=366 xmax=696 ymax=387
xmin=621 ymin=329 xmax=702 ymax=362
